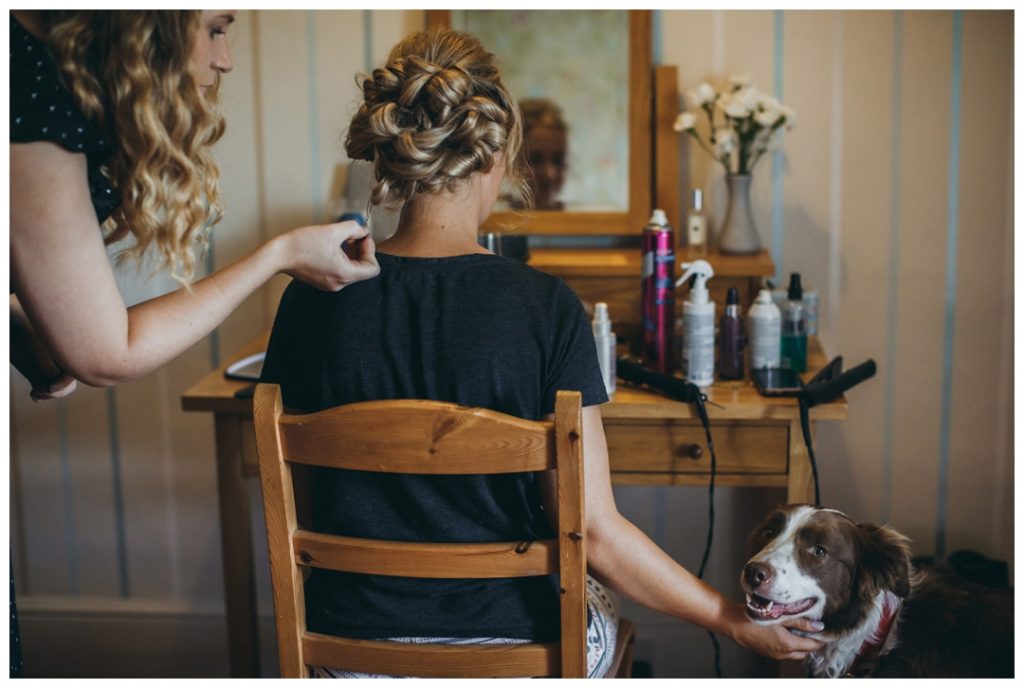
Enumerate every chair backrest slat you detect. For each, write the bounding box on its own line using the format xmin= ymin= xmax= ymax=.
xmin=277 ymin=400 xmax=555 ymax=473
xmin=555 ymin=389 xmax=588 ymax=677
xmin=292 ymin=530 xmax=558 ymax=578
xmin=302 ymin=633 xmax=560 ymax=678
xmin=253 ymin=384 xmax=586 ymax=678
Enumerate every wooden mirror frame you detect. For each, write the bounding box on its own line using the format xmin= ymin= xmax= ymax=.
xmin=426 ymin=10 xmax=652 ymax=236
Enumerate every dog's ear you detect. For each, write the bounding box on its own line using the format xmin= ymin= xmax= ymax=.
xmin=857 ymin=522 xmax=911 ymax=597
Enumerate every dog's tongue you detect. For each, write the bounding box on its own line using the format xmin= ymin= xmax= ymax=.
xmin=747 ymin=594 xmax=816 ymax=620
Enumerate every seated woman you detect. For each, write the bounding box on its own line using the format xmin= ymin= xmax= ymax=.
xmin=260 ymin=27 xmax=823 ymax=678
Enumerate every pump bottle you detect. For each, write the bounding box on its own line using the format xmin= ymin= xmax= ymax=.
xmin=676 ymin=260 xmax=716 ymax=387
xmin=592 ymin=302 xmax=616 ymax=398
xmin=781 ymin=272 xmax=808 ymax=373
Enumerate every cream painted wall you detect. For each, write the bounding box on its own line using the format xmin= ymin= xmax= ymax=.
xmin=10 ymin=9 xmax=1013 ymax=679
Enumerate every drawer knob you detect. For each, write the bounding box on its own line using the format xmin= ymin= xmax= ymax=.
xmin=682 ymin=443 xmax=704 ymax=460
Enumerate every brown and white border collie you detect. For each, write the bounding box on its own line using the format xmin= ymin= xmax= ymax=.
xmin=741 ymin=505 xmax=1013 ymax=678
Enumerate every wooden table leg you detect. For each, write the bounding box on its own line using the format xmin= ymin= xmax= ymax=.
xmin=787 ymin=419 xmax=815 ymax=505
xmin=214 ymin=413 xmax=261 ymax=677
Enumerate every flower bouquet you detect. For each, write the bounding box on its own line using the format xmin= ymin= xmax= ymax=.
xmin=673 ymin=75 xmax=796 ymax=175
xmin=672 ymin=76 xmax=796 ymax=254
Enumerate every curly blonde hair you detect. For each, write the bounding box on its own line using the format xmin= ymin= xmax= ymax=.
xmin=346 ymin=28 xmax=532 ymax=210
xmin=43 ymin=10 xmax=226 ymax=283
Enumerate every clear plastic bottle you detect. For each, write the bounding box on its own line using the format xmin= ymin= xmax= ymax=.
xmin=780 ymin=273 xmax=807 ymax=373
xmin=592 ymin=302 xmax=616 ymax=399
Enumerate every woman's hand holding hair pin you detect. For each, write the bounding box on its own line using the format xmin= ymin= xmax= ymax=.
xmin=273 ymin=219 xmax=380 ymax=292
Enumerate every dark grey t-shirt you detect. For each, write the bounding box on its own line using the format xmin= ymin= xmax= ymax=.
xmin=261 ymin=252 xmax=607 ymax=641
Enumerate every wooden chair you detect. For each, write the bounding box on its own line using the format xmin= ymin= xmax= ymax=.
xmin=253 ymin=384 xmax=635 ymax=678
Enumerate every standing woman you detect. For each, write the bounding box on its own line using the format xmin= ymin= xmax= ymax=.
xmin=10 ymin=10 xmax=379 ymax=400
xmin=8 ymin=10 xmax=378 ymax=675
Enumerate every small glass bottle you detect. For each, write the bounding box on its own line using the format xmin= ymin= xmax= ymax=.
xmin=780 ymin=273 xmax=808 ymax=373
xmin=686 ymin=189 xmax=708 ymax=256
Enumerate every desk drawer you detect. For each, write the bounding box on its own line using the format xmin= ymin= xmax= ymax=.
xmin=604 ymin=420 xmax=788 ymax=475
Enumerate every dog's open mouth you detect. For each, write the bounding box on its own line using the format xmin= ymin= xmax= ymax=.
xmin=745 ymin=593 xmax=817 ymax=621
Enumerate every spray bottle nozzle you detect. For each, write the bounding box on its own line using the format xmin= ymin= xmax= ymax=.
xmin=676 ymin=260 xmax=715 ymax=304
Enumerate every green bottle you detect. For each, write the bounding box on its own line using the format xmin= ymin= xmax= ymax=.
xmin=780 ymin=273 xmax=807 ymax=373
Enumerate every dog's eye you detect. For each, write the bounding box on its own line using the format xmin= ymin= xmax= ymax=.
xmin=812 ymin=545 xmax=828 ymax=558
xmin=762 ymin=527 xmax=776 ymax=539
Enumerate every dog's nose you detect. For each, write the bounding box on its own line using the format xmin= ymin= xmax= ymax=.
xmin=744 ymin=561 xmax=773 ymax=587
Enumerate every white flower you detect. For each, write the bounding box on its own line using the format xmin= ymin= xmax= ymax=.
xmin=728 ymin=74 xmax=751 ymax=90
xmin=687 ymin=82 xmax=716 ymax=108
xmin=781 ymin=106 xmax=798 ymax=129
xmin=714 ymin=128 xmax=737 ymax=155
xmin=759 ymin=94 xmax=781 ymax=111
xmin=723 ymin=98 xmax=751 ymax=119
xmin=734 ymin=87 xmax=761 ymax=111
xmin=755 ymin=108 xmax=782 ymax=128
xmin=673 ymin=111 xmax=698 ymax=132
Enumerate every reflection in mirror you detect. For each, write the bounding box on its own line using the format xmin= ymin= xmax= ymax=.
xmin=452 ymin=10 xmax=629 ymax=212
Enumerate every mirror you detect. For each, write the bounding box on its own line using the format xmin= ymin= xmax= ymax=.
xmin=427 ymin=10 xmax=651 ymax=236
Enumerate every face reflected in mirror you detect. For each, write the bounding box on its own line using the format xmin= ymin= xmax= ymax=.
xmin=521 ymin=98 xmax=568 ymax=211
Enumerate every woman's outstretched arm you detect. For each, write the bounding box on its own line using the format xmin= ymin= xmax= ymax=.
xmin=11 ymin=140 xmax=378 ymax=389
xmin=576 ymin=405 xmax=825 ymax=661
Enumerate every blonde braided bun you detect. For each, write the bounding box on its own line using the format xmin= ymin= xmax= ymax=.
xmin=346 ymin=28 xmax=531 ymax=209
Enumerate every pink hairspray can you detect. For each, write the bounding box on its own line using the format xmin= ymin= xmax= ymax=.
xmin=641 ymin=209 xmax=675 ymax=373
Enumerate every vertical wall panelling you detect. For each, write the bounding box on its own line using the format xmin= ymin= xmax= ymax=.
xmin=253 ymin=10 xmax=317 ymax=323
xmin=10 ymin=388 xmax=29 ymax=590
xmin=60 ymin=378 xmax=123 ymax=598
xmin=117 ymin=369 xmax=178 ymax=599
xmin=215 ymin=9 xmax=270 ymax=361
xmin=312 ymin=11 xmax=365 ymax=217
xmin=934 ymin=11 xmax=963 ymax=560
xmin=826 ymin=13 xmax=843 ymax=353
xmin=363 ymin=10 xmax=374 ymax=72
xmin=771 ymin=10 xmax=784 ymax=284
xmin=11 ymin=374 xmax=73 ymax=595
xmin=824 ymin=11 xmax=895 ymax=520
xmin=204 ymin=245 xmax=220 ymax=371
xmin=889 ymin=11 xmax=952 ymax=553
xmin=55 ymin=401 xmax=78 ymax=594
xmin=104 ymin=389 xmax=129 ymax=597
xmin=994 ymin=153 xmax=1013 ymax=570
xmin=780 ymin=12 xmax=834 ymax=318
xmin=662 ymin=11 xmax=718 ymax=239
xmin=306 ymin=12 xmax=325 ymax=223
xmin=881 ymin=11 xmax=904 ymax=524
xmin=947 ymin=10 xmax=1013 ymax=561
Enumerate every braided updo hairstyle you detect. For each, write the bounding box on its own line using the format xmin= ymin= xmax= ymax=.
xmin=346 ymin=28 xmax=532 ymax=209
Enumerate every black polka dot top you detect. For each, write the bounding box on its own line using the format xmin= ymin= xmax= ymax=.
xmin=10 ymin=14 xmax=120 ymax=224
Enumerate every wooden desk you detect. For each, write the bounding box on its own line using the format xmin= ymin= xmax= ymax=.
xmin=182 ymin=333 xmax=846 ymax=677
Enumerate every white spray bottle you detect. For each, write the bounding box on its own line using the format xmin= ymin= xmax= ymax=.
xmin=676 ymin=260 xmax=716 ymax=387
xmin=592 ymin=302 xmax=616 ymax=398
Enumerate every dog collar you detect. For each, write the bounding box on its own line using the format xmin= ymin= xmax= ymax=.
xmin=848 ymin=592 xmax=902 ymax=677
